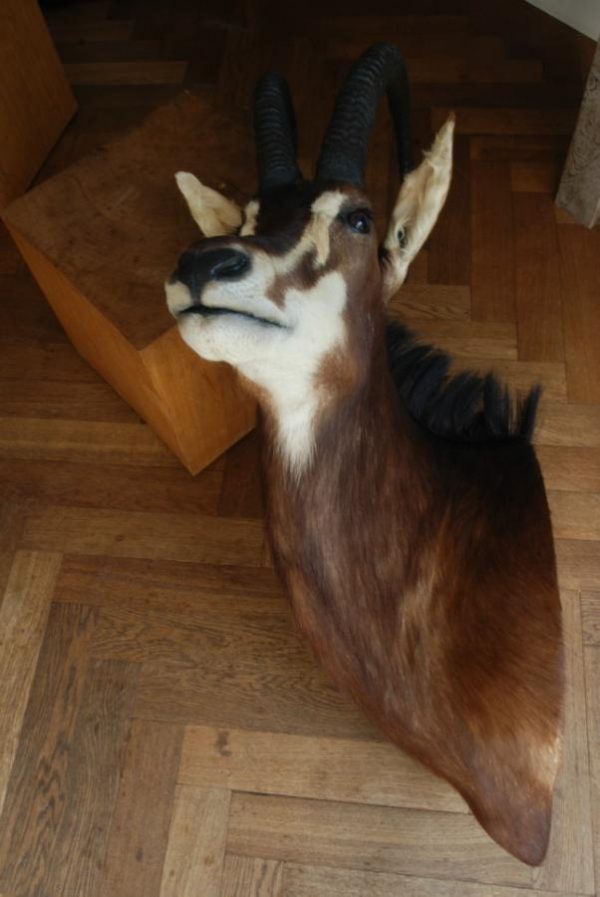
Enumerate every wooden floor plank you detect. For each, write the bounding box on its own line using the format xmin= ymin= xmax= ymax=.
xmin=0 ymin=458 xmax=223 ymax=516
xmin=390 ymin=284 xmax=471 ymax=321
xmin=470 ymin=160 xmax=515 ymax=323
xmin=226 ymin=793 xmax=533 ymax=887
xmin=536 ymin=446 xmax=600 ymax=493
xmin=159 ymin=786 xmax=230 ymax=897
xmin=583 ymin=648 xmax=600 ymax=895
xmin=514 ymin=193 xmax=564 ymax=362
xmin=556 ymin=541 xmax=600 ymax=591
xmin=178 ymin=725 xmax=467 ymax=813
xmin=217 ymin=431 xmax=264 ymax=519
xmin=0 ymin=603 xmax=96 ymax=896
xmin=0 ymin=552 xmax=61 ymax=817
xmin=392 ymin=319 xmax=517 ymax=359
xmin=39 ymin=659 xmax=139 ymax=897
xmin=135 ymin=656 xmax=380 ymax=741
xmin=547 ymin=492 xmax=600 ymax=542
xmin=64 ymin=60 xmax=188 ymax=86
xmin=452 ymin=358 xmax=567 ymax=403
xmin=0 ymin=417 xmax=179 ymax=467
xmin=533 ymin=591 xmax=595 ymax=894
xmin=558 ymin=225 xmax=600 ymax=404
xmin=102 ymin=720 xmax=183 ymax=897
xmin=222 ymin=856 xmax=283 ymax=897
xmin=581 ymin=593 xmax=600 ymax=647
xmin=283 ymin=864 xmax=586 ymax=897
xmin=510 ymin=160 xmax=560 ymax=193
xmin=91 ymin=600 xmax=295 ymax=669
xmin=433 ymin=106 xmax=577 ymax=136
xmin=0 ymin=340 xmax=92 ymax=381
xmin=20 ymin=506 xmax=267 ymax=567
xmin=533 ymin=403 xmax=600 ymax=448
xmin=427 ymin=134 xmax=470 ymax=285
xmin=0 ymin=379 xmax=138 ymax=422
xmin=53 ymin=554 xmax=284 ymax=612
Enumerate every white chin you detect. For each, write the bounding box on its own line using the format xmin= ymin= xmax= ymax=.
xmin=177 ymin=312 xmax=277 ymax=366
xmin=178 ymin=314 xmax=231 ymax=362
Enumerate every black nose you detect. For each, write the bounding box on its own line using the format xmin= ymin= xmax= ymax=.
xmin=173 ymin=247 xmax=250 ymax=297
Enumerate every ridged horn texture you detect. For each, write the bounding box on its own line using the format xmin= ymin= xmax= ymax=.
xmin=316 ymin=42 xmax=413 ymax=186
xmin=254 ymin=72 xmax=302 ymax=193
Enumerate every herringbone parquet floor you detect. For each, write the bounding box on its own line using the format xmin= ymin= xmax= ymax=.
xmin=1 ymin=1 xmax=599 ymax=895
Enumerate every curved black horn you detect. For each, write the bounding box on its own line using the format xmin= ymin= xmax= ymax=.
xmin=254 ymin=73 xmax=302 ymax=193
xmin=316 ymin=43 xmax=413 ymax=186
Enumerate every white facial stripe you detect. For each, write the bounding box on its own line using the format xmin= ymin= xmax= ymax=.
xmin=310 ymin=191 xmax=346 ymax=266
xmin=240 ymin=199 xmax=260 ymax=236
xmin=311 ymin=191 xmax=346 ymax=219
xmin=238 ymin=270 xmax=348 ymax=476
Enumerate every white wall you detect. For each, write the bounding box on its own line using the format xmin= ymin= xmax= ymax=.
xmin=525 ymin=0 xmax=600 ymax=41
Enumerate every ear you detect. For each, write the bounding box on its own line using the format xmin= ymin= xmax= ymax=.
xmin=381 ymin=115 xmax=455 ymax=301
xmin=175 ymin=171 xmax=243 ymax=237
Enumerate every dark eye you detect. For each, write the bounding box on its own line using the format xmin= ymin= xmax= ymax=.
xmin=346 ymin=209 xmax=371 ymax=234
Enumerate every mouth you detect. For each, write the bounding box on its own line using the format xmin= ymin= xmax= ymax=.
xmin=178 ymin=301 xmax=286 ymax=329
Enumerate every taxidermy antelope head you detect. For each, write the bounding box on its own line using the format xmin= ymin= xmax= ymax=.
xmin=166 ymin=43 xmax=563 ymax=866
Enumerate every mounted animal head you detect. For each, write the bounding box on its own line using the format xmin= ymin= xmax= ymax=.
xmin=166 ymin=43 xmax=454 ymax=459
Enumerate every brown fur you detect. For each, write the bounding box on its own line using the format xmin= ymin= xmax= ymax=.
xmin=262 ymin=326 xmax=563 ymax=863
xmin=253 ymin=214 xmax=563 ymax=864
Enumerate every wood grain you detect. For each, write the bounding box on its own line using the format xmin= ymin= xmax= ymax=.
xmin=136 ymin=649 xmax=380 ymax=740
xmin=179 ymin=725 xmax=467 ymax=812
xmin=470 ymin=160 xmax=515 ymax=323
xmin=0 ymin=602 xmax=95 ymax=896
xmin=510 ymin=160 xmax=560 ymax=193
xmin=583 ymin=648 xmax=600 ymax=895
xmin=390 ymin=284 xmax=471 ymax=321
xmin=534 ymin=591 xmax=595 ymax=894
xmin=53 ymin=554 xmax=284 ymax=613
xmin=159 ymin=786 xmax=230 ymax=897
xmin=0 ymin=458 xmax=223 ymax=516
xmin=514 ymin=192 xmax=564 ymax=362
xmin=0 ymin=417 xmax=178 ymax=466
xmin=557 ymin=224 xmax=600 ymax=404
xmin=555 ymin=540 xmax=600 ymax=591
xmin=536 ymin=446 xmax=600 ymax=493
xmin=102 ymin=720 xmax=183 ymax=897
xmin=397 ymin=320 xmax=517 ymax=359
xmin=0 ymin=0 xmax=76 ymax=206
xmin=0 ymin=551 xmax=61 ymax=816
xmin=21 ymin=506 xmax=267 ymax=567
xmin=533 ymin=403 xmax=600 ymax=448
xmin=427 ymin=135 xmax=470 ymax=285
xmin=221 ymin=856 xmax=283 ymax=897
xmin=39 ymin=659 xmax=139 ymax=897
xmin=226 ymin=793 xmax=532 ymax=886
xmin=452 ymin=358 xmax=567 ymax=403
xmin=547 ymin=491 xmax=600 ymax=542
xmin=282 ymin=864 xmax=582 ymax=897
xmin=64 ymin=60 xmax=188 ymax=85
xmin=581 ymin=592 xmax=600 ymax=646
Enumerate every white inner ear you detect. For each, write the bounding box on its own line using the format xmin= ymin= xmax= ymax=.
xmin=382 ymin=114 xmax=455 ymax=300
xmin=175 ymin=171 xmax=243 ymax=237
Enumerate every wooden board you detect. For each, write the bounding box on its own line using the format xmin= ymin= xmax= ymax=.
xmin=2 ymin=92 xmax=258 ymax=474
xmin=0 ymin=0 xmax=76 ymax=207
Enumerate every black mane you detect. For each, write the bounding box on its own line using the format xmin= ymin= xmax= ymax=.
xmin=385 ymin=321 xmax=540 ymax=444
